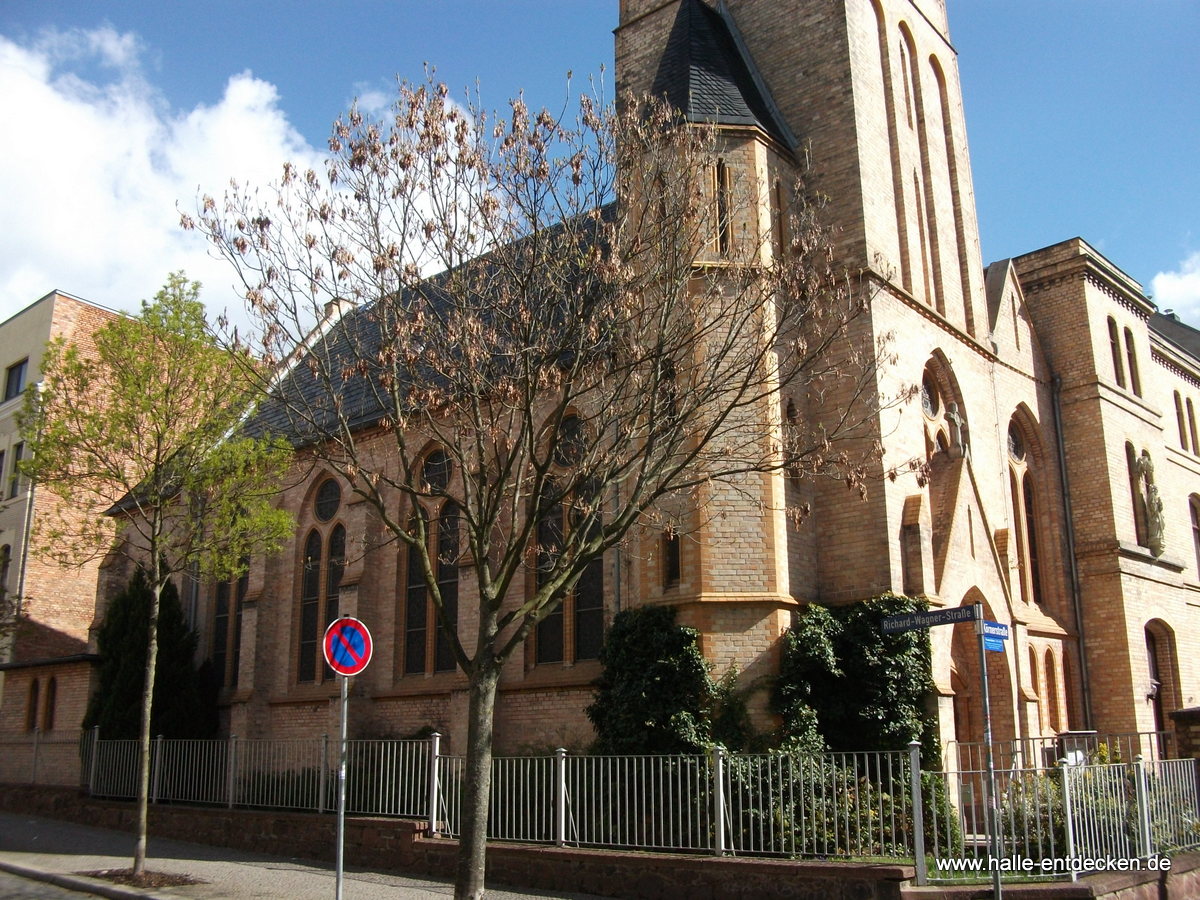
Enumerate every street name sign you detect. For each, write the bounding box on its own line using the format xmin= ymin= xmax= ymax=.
xmin=881 ymin=605 xmax=975 ymax=634
xmin=983 ymin=620 xmax=1009 ymax=652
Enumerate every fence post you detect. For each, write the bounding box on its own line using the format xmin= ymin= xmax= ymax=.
xmin=226 ymin=734 xmax=238 ymax=810
xmin=1133 ymin=755 xmax=1153 ymax=859
xmin=1058 ymin=760 xmax=1077 ymax=882
xmin=151 ymin=735 xmax=163 ymax=804
xmin=712 ymin=746 xmax=726 ymax=856
xmin=428 ymin=732 xmax=441 ymax=837
xmin=30 ymin=727 xmax=40 ymax=785
xmin=555 ymin=748 xmax=568 ymax=847
xmin=319 ymin=733 xmax=329 ymax=814
xmin=908 ymin=741 xmax=927 ymax=885
xmin=88 ymin=725 xmax=100 ymax=796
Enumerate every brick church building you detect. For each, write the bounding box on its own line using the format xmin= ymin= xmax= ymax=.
xmin=3 ymin=0 xmax=1197 ymax=761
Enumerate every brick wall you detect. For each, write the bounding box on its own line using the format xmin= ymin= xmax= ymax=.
xmin=1170 ymin=708 xmax=1200 ymax=759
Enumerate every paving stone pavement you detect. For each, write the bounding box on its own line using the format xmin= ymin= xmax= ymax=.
xmin=0 ymin=811 xmax=620 ymax=900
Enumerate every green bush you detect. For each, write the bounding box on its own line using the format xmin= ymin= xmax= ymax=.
xmin=773 ymin=594 xmax=936 ymax=759
xmin=587 ymin=605 xmax=715 ymax=755
xmin=83 ymin=569 xmax=215 ymax=739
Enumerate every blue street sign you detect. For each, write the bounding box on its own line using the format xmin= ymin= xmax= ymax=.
xmin=881 ymin=605 xmax=976 ymax=634
xmin=983 ymin=620 xmax=1010 ymax=640
xmin=984 ymin=636 xmax=1006 ymax=652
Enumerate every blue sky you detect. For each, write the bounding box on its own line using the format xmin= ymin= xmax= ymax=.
xmin=1 ymin=0 xmax=1197 ymax=328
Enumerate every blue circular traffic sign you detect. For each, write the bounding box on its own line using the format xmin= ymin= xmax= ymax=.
xmin=323 ymin=616 xmax=373 ymax=676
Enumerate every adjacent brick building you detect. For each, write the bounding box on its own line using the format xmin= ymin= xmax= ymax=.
xmin=0 ymin=291 xmax=123 ymax=752
xmin=6 ymin=0 xmax=1196 ymax=763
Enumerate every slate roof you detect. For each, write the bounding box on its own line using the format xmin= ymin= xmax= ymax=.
xmin=248 ymin=204 xmax=620 ymax=447
xmin=651 ymin=0 xmax=794 ymax=150
xmin=1150 ymin=311 xmax=1200 ymax=362
xmin=248 ymin=302 xmax=390 ymax=445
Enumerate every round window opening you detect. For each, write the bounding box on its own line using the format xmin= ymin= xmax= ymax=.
xmin=1007 ymin=423 xmax=1025 ymax=462
xmin=315 ymin=478 xmax=341 ymax=522
xmin=921 ymin=372 xmax=940 ymax=417
xmin=423 ymin=450 xmax=452 ymax=493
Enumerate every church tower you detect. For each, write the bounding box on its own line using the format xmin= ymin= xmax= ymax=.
xmin=618 ymin=0 xmax=987 ymax=336
xmin=617 ymin=0 xmax=1079 ymax=754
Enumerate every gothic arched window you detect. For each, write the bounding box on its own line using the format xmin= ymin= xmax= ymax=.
xmin=26 ymin=679 xmax=39 ymax=732
xmin=533 ymin=474 xmax=605 ymax=666
xmin=400 ymin=452 xmax=461 ymax=677
xmin=213 ymin=563 xmax=249 ymax=688
xmin=1008 ymin=419 xmax=1043 ymax=604
xmin=297 ymin=476 xmax=345 ymax=683
xmin=1107 ymin=317 xmax=1126 ymax=389
xmin=1124 ymin=327 xmax=1142 ymax=397
xmin=1174 ymin=391 xmax=1188 ymax=451
xmin=1190 ymin=495 xmax=1200 ymax=575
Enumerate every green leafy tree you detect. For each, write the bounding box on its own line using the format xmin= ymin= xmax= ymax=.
xmin=19 ymin=272 xmax=294 ymax=879
xmin=774 ymin=594 xmax=936 ymax=758
xmin=83 ymin=569 xmax=213 ymax=739
xmin=588 ymin=605 xmax=714 ymax=755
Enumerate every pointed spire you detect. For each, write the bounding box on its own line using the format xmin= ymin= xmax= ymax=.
xmin=651 ymin=0 xmax=795 ymax=150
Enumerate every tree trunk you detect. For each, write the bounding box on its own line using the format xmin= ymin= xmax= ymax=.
xmin=454 ymin=658 xmax=501 ymax=900
xmin=133 ymin=579 xmax=162 ymax=877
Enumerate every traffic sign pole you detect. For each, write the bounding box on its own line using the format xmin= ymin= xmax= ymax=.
xmin=337 ymin=673 xmax=348 ymax=900
xmin=974 ymin=602 xmax=1002 ymax=900
xmin=322 ymin=617 xmax=373 ymax=900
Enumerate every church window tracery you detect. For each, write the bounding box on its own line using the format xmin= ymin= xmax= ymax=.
xmin=401 ymin=450 xmax=461 ymax=677
xmin=297 ymin=477 xmax=345 ymax=683
xmin=1008 ymin=419 xmax=1043 ymax=604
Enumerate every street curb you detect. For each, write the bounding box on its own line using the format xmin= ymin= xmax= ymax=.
xmin=0 ymin=858 xmax=183 ymax=900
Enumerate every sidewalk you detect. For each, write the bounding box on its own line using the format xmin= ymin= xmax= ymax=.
xmin=0 ymin=811 xmax=619 ymax=900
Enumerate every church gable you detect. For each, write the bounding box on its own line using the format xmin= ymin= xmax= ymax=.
xmin=985 ymin=258 xmax=1045 ymax=371
xmin=927 ymin=450 xmax=1013 ymax=615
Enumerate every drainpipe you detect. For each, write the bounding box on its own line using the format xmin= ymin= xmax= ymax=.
xmin=14 ymin=474 xmax=35 ymax=625
xmin=1052 ymin=374 xmax=1094 ymax=729
xmin=8 ymin=381 xmax=44 ymax=664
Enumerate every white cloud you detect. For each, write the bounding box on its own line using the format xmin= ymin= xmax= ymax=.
xmin=1152 ymin=252 xmax=1200 ymax=327
xmin=353 ymin=83 xmax=392 ymax=119
xmin=0 ymin=26 xmax=326 ymax=333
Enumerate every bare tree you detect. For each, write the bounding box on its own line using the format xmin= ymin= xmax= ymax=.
xmin=192 ymin=81 xmax=901 ymax=899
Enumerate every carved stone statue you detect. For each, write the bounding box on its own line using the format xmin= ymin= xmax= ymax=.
xmin=1136 ymin=453 xmax=1166 ymax=557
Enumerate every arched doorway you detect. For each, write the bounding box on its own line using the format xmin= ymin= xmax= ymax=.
xmin=1145 ymin=620 xmax=1181 ymax=756
xmin=949 ymin=592 xmax=1017 ymax=766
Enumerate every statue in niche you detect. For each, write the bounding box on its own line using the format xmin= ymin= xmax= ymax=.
xmin=1137 ymin=453 xmax=1166 ymax=557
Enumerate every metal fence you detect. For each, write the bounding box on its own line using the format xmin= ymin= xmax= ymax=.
xmin=6 ymin=727 xmax=1198 ymax=884
xmin=946 ymin=731 xmax=1173 ymax=771
xmin=924 ymin=753 xmax=1200 ymax=883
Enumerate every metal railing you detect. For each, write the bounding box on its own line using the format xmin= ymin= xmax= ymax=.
xmin=946 ymin=731 xmax=1173 ymax=771
xmin=568 ymin=752 xmax=714 ymax=851
xmin=924 ymin=753 xmax=1200 ymax=883
xmin=6 ymin=726 xmax=1196 ymax=883
xmin=722 ymin=750 xmax=915 ymax=859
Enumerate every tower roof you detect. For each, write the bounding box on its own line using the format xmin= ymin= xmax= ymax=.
xmin=651 ymin=0 xmax=794 ymax=150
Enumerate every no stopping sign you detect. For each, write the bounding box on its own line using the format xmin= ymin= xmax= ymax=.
xmin=323 ymin=616 xmax=373 ymax=676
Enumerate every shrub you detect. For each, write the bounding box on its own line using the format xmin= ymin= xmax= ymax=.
xmin=83 ymin=569 xmax=214 ymax=739
xmin=773 ymin=593 xmax=938 ymax=761
xmin=587 ymin=605 xmax=715 ymax=755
